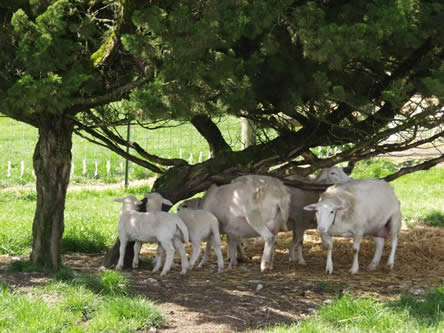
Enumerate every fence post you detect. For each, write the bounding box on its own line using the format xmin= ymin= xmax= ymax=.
xmin=125 ymin=120 xmax=131 ymax=188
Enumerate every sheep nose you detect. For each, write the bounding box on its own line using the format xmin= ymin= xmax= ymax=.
xmin=318 ymin=227 xmax=325 ymax=233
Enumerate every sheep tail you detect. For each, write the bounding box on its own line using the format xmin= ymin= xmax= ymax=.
xmin=175 ymin=217 xmax=189 ymax=243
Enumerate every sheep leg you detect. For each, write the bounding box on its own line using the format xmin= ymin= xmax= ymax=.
xmin=197 ymin=240 xmax=212 ymax=269
xmin=227 ymin=234 xmax=241 ymax=269
xmin=368 ymin=237 xmax=384 ymax=270
xmin=188 ymin=241 xmax=202 ymax=269
xmin=152 ymin=244 xmax=164 ymax=273
xmin=132 ymin=241 xmax=142 ymax=269
xmin=173 ymin=237 xmax=189 ymax=275
xmin=116 ymin=237 xmax=127 ymax=270
xmin=321 ymin=233 xmax=334 ymax=274
xmin=350 ymin=235 xmax=362 ymax=274
xmin=288 ymin=227 xmax=297 ymax=263
xmin=387 ymin=232 xmax=398 ymax=269
xmin=261 ymin=235 xmax=276 ymax=272
xmin=387 ymin=213 xmax=401 ymax=269
xmin=160 ymin=241 xmax=175 ymax=276
xmin=290 ymin=225 xmax=306 ymax=265
xmin=210 ymin=234 xmax=224 ymax=273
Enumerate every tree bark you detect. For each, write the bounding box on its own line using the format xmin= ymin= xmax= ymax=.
xmin=31 ymin=115 xmax=73 ymax=271
xmin=241 ymin=117 xmax=256 ymax=149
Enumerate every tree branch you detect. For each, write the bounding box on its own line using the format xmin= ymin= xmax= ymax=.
xmin=191 ymin=115 xmax=232 ymax=155
xmin=384 ymin=154 xmax=444 ymax=182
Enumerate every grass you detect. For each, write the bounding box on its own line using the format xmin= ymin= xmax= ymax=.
xmin=267 ymin=285 xmax=444 ymax=332
xmin=0 ymin=186 xmax=149 ymax=256
xmin=0 ymin=116 xmax=242 ymax=187
xmin=1 ymin=164 xmax=442 ymax=257
xmin=0 ymin=268 xmax=164 ymax=332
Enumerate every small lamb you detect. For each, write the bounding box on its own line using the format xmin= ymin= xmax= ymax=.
xmin=177 ymin=203 xmax=224 ymax=272
xmin=115 ymin=195 xmax=189 ymax=276
xmin=304 ymin=179 xmax=402 ymax=274
xmin=147 ymin=193 xmax=224 ymax=273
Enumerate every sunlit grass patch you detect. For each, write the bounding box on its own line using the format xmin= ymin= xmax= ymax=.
xmin=266 ymin=285 xmax=444 ymax=333
xmin=0 ymin=270 xmax=164 ymax=332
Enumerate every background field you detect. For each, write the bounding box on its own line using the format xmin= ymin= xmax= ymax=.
xmin=0 ymin=116 xmax=443 ymax=332
xmin=0 ymin=116 xmax=243 ymax=187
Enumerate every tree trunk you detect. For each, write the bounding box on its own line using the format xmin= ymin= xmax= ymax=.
xmin=31 ymin=115 xmax=73 ymax=271
xmin=241 ymin=117 xmax=256 ymax=149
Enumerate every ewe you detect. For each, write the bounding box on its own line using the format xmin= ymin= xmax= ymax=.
xmin=304 ymin=179 xmax=402 ymax=274
xmin=202 ymin=174 xmax=290 ymax=271
xmin=286 ymin=166 xmax=353 ymax=265
xmin=115 ymin=195 xmax=189 ymax=276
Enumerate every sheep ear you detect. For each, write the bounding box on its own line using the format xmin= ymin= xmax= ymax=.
xmin=304 ymin=203 xmax=318 ymax=211
xmin=335 ymin=206 xmax=345 ymax=211
xmin=163 ymin=198 xmax=173 ymax=206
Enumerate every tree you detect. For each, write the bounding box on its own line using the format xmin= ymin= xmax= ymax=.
xmin=0 ymin=0 xmax=145 ymax=270
xmin=77 ymin=0 xmax=443 ymax=204
xmin=1 ymin=1 xmax=443 ymax=269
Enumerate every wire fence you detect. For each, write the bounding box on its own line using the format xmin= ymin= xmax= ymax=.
xmin=0 ymin=117 xmax=243 ymax=187
xmin=0 ymin=116 xmax=442 ymax=188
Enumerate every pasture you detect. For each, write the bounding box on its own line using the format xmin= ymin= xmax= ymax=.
xmin=0 ymin=165 xmax=443 ymax=331
xmin=0 ymin=117 xmax=443 ymax=332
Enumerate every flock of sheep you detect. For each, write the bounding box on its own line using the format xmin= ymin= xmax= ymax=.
xmin=114 ymin=166 xmax=402 ymax=276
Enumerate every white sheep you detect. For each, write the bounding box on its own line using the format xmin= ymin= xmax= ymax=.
xmin=286 ymin=166 xmax=353 ymax=265
xmin=304 ymin=179 xmax=402 ymax=274
xmin=177 ymin=204 xmax=224 ymax=272
xmin=114 ymin=195 xmax=189 ymax=276
xmin=202 ymin=174 xmax=290 ymax=271
xmin=146 ymin=192 xmax=224 ymax=273
xmin=180 ymin=197 xmax=249 ymax=262
xmin=285 ymin=165 xmax=352 ymax=183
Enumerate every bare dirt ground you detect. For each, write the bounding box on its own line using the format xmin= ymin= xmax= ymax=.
xmin=1 ymin=225 xmax=443 ymax=332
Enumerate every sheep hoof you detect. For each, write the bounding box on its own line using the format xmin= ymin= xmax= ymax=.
xmin=368 ymin=262 xmax=378 ymax=270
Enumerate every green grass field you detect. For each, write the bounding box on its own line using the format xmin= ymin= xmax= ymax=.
xmin=0 ymin=269 xmax=164 ymax=332
xmin=0 ymin=116 xmax=242 ymax=187
xmin=0 ymin=117 xmax=443 ymax=332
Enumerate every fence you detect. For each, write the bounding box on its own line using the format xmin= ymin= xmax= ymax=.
xmin=0 ymin=117 xmax=243 ymax=187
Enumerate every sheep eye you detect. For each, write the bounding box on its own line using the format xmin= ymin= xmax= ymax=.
xmin=330 ymin=210 xmax=334 ymax=214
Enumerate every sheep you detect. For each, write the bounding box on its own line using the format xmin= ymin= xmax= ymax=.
xmin=285 ymin=165 xmax=352 ymax=184
xmin=286 ymin=166 xmax=353 ymax=265
xmin=114 ymin=195 xmax=189 ymax=276
xmin=177 ymin=203 xmax=224 ymax=272
xmin=201 ymin=174 xmax=290 ymax=271
xmin=304 ymin=179 xmax=402 ymax=274
xmin=179 ymin=197 xmax=203 ymax=209
xmin=142 ymin=192 xmax=193 ymax=275
xmin=145 ymin=192 xmax=224 ymax=272
xmin=180 ymin=197 xmax=249 ymax=262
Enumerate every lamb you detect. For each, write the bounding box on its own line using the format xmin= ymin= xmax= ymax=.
xmin=201 ymin=174 xmax=290 ymax=271
xmin=286 ymin=166 xmax=353 ymax=265
xmin=145 ymin=192 xmax=224 ymax=272
xmin=304 ymin=179 xmax=402 ymax=274
xmin=142 ymin=192 xmax=192 ymax=275
xmin=180 ymin=197 xmax=249 ymax=262
xmin=114 ymin=195 xmax=189 ymax=276
xmin=177 ymin=203 xmax=224 ymax=272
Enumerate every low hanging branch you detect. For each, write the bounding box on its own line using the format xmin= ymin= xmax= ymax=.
xmin=384 ymin=155 xmax=444 ymax=182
